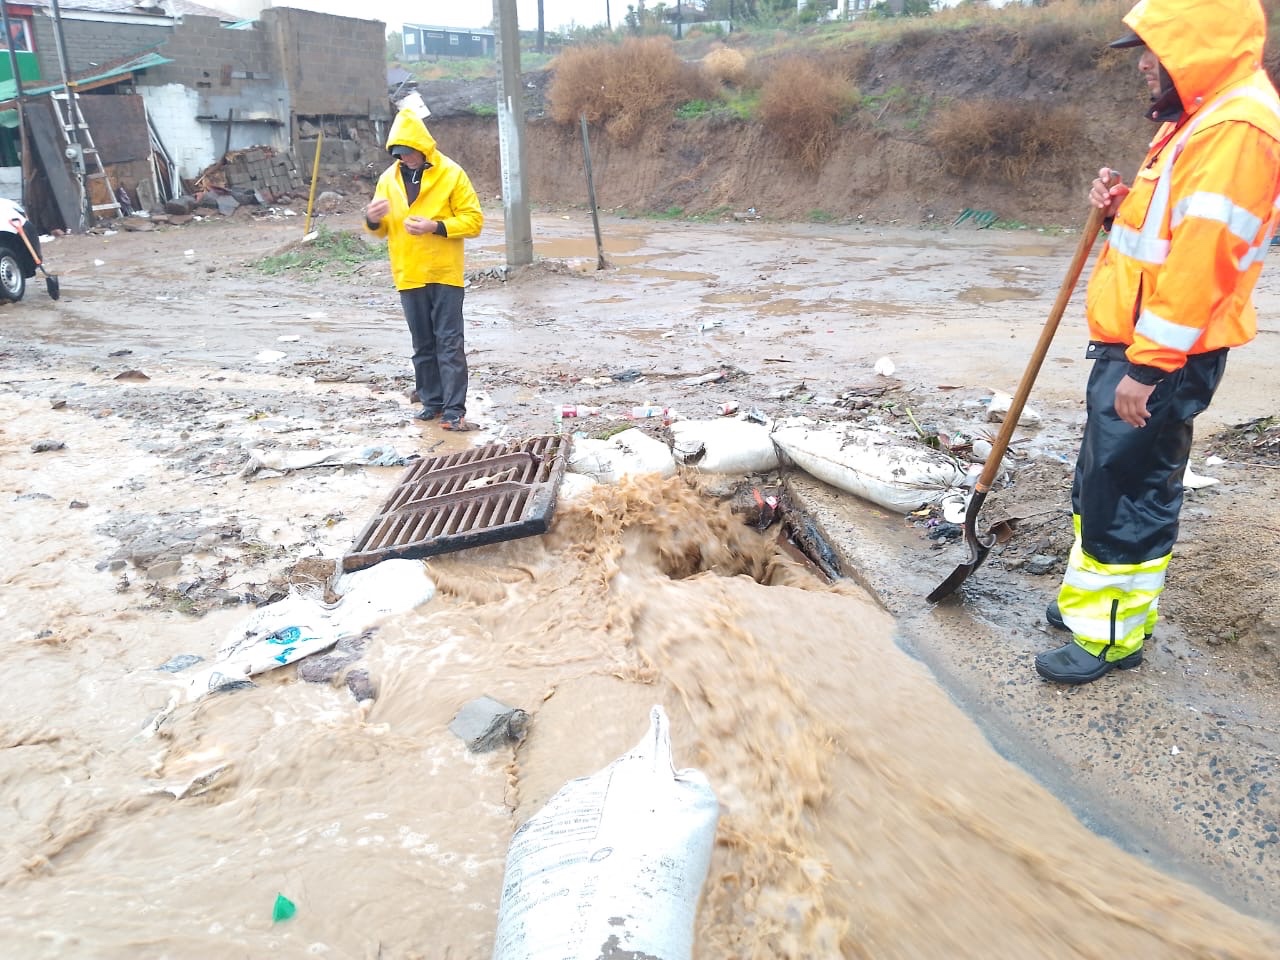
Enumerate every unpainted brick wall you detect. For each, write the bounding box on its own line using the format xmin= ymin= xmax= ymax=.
xmin=30 ymin=12 xmax=388 ymax=122
xmin=260 ymin=8 xmax=389 ymax=119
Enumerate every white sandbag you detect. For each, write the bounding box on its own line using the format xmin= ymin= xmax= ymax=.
xmin=557 ymin=471 xmax=599 ymax=501
xmin=669 ymin=418 xmax=780 ymax=473
xmin=772 ymin=420 xmax=966 ymax=513
xmin=181 ymin=559 xmax=435 ymax=700
xmin=567 ymin=428 xmax=677 ymax=483
xmin=492 ymin=706 xmax=719 ymax=960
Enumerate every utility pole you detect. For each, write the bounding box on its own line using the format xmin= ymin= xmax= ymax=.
xmin=0 ymin=0 xmax=27 ymax=204
xmin=494 ymin=0 xmax=532 ymax=267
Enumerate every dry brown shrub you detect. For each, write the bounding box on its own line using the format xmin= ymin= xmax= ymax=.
xmin=547 ymin=36 xmax=715 ymax=146
xmin=758 ymin=56 xmax=856 ymax=174
xmin=703 ymin=46 xmax=748 ymax=87
xmin=930 ymin=99 xmax=1083 ymax=182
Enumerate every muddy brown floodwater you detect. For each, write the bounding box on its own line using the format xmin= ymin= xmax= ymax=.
xmin=2 ymin=206 xmax=1280 ymax=958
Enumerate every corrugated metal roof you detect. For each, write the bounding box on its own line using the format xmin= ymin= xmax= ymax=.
xmin=0 ymin=50 xmax=172 ymax=104
xmin=19 ymin=0 xmax=237 ymax=20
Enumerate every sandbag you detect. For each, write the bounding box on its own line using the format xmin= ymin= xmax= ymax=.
xmin=492 ymin=706 xmax=719 ymax=960
xmin=670 ymin=418 xmax=780 ymax=473
xmin=567 ymin=428 xmax=677 ymax=483
xmin=772 ymin=419 xmax=966 ymax=513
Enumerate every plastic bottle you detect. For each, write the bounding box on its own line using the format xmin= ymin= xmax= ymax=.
xmin=629 ymin=405 xmax=673 ymax=420
xmin=717 ymin=401 xmax=740 ymax=416
xmin=557 ymin=405 xmax=602 ymax=418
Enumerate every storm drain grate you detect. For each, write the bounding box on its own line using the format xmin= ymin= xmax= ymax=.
xmin=342 ymin=435 xmax=570 ymax=571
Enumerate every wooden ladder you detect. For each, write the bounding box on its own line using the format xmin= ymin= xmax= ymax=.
xmin=50 ymin=90 xmax=123 ymax=219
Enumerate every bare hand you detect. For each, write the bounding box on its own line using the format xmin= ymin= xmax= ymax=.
xmin=404 ymin=216 xmax=438 ymax=236
xmin=366 ymin=198 xmax=390 ymax=223
xmin=1089 ymin=167 xmax=1129 ymax=218
xmin=1114 ymin=375 xmax=1156 ymax=428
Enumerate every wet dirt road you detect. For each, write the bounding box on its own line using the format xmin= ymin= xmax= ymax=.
xmin=2 ymin=208 xmax=1279 ymax=957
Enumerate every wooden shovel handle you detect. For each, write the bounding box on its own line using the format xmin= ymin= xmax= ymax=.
xmin=974 ymin=205 xmax=1106 ymax=493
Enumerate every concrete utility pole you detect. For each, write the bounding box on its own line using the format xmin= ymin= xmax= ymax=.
xmin=494 ymin=0 xmax=532 ymax=267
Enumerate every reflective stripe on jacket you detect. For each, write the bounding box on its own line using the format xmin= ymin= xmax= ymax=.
xmin=1084 ymin=0 xmax=1280 ymax=374
xmin=366 ymin=108 xmax=483 ymax=290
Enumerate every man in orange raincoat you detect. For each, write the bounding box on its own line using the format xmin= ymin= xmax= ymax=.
xmin=1036 ymin=0 xmax=1280 ymax=683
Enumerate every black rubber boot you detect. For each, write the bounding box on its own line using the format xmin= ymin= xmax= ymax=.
xmin=1047 ymin=599 xmax=1154 ymax=639
xmin=1035 ymin=641 xmax=1142 ymax=684
xmin=1046 ymin=600 xmax=1068 ymax=631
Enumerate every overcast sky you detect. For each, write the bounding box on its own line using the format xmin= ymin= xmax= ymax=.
xmin=276 ymin=0 xmax=615 ymax=33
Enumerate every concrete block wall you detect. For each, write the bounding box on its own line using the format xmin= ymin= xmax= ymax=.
xmin=262 ymin=9 xmax=389 ymax=120
xmin=30 ymin=15 xmax=171 ymax=79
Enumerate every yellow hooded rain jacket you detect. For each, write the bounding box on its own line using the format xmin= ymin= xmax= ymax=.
xmin=366 ymin=108 xmax=484 ymax=290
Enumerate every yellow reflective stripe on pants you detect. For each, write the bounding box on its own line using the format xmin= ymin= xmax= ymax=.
xmin=1056 ymin=515 xmax=1169 ymax=660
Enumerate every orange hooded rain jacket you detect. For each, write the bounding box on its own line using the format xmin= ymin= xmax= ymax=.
xmin=1085 ymin=0 xmax=1280 ymax=375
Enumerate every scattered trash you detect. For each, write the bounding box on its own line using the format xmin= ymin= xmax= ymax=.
xmin=449 ymin=696 xmax=530 ymax=752
xmin=556 ymin=404 xmax=602 ymax=418
xmin=254 ymin=350 xmax=287 ymax=364
xmin=277 ymin=335 xmax=301 ymax=343
xmin=697 ymin=319 xmax=723 ymax=333
xmin=669 ymin=418 xmax=780 ymax=473
xmin=183 ymin=249 xmax=195 ymax=258
xmin=717 ymin=401 xmax=740 ymax=416
xmin=30 ymin=439 xmax=66 ymax=453
xmin=272 ymin=893 xmax=297 ymax=923
xmin=169 ymin=559 xmax=434 ymax=705
xmin=146 ymin=758 xmax=230 ymax=799
xmin=772 ymin=418 xmax=967 ymax=513
xmin=240 ymin=444 xmax=414 ymax=479
xmin=954 ymin=208 xmax=998 ymax=229
xmin=93 ymin=258 xmax=105 ymax=266
xmin=1204 ymin=455 xmax=1227 ymax=467
xmin=610 ymin=369 xmax=644 ymax=382
xmin=630 ymin=405 xmax=675 ymax=420
xmin=156 ymin=653 xmax=203 ymax=673
xmin=492 ymin=706 xmax=717 ymax=960
xmin=1184 ymin=465 xmax=1220 ymax=490
xmin=873 ymin=357 xmax=896 ymax=377
xmin=988 ymin=391 xmax=1041 ymax=425
xmin=682 ymin=368 xmax=733 ymax=387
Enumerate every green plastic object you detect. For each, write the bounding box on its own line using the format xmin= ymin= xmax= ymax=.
xmin=272 ymin=893 xmax=297 ymax=923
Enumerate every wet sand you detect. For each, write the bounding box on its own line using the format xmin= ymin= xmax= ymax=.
xmin=3 ymin=209 xmax=1280 ymax=956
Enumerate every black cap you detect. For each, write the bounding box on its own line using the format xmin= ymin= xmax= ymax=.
xmin=1109 ymin=29 xmax=1144 ymax=49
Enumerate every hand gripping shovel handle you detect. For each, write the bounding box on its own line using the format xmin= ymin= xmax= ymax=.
xmin=926 ymin=205 xmax=1105 ymax=603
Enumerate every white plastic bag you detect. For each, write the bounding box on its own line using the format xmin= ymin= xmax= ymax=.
xmin=772 ymin=419 xmax=966 ymax=513
xmin=669 ymin=418 xmax=780 ymax=473
xmin=567 ymin=428 xmax=677 ymax=483
xmin=181 ymin=559 xmax=435 ymax=700
xmin=492 ymin=706 xmax=719 ymax=960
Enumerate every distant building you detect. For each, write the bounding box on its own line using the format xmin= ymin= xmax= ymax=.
xmin=401 ymin=25 xmax=494 ymax=60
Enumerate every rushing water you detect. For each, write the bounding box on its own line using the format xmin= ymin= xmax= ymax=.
xmin=3 ymin=397 xmax=1279 ymax=960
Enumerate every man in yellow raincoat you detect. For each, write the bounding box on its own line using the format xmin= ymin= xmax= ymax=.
xmin=365 ymin=107 xmax=484 ymax=430
xmin=1037 ymin=0 xmax=1280 ymax=683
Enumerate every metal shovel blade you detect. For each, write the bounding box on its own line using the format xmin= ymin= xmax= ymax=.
xmin=45 ymin=275 xmax=60 ymax=300
xmin=926 ymin=488 xmax=993 ymax=603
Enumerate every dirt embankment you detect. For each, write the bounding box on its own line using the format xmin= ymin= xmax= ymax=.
xmin=417 ymin=27 xmax=1156 ymax=227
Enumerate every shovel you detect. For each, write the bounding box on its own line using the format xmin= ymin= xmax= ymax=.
xmin=9 ymin=217 xmax=60 ymax=300
xmin=927 ymin=204 xmax=1104 ymax=603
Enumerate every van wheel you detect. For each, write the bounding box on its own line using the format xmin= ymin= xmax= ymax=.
xmin=0 ymin=251 xmax=25 ymax=302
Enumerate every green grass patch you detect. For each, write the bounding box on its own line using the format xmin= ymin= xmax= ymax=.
xmin=808 ymin=209 xmax=836 ymax=223
xmin=675 ymin=99 xmax=716 ymax=120
xmin=469 ymin=102 xmax=497 ymax=117
xmin=255 ymin=227 xmax=386 ymax=277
